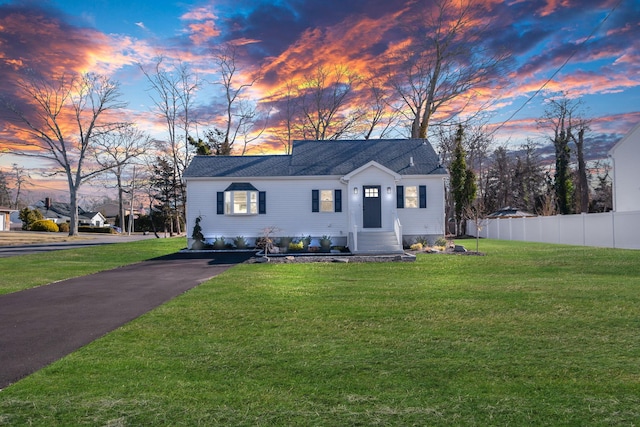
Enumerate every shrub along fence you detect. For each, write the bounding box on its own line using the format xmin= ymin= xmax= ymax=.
xmin=467 ymin=210 xmax=640 ymax=250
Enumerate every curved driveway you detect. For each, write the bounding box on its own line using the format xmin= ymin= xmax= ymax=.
xmin=0 ymin=251 xmax=254 ymax=389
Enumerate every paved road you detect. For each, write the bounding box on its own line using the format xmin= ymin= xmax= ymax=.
xmin=0 ymin=251 xmax=254 ymax=389
xmin=0 ymin=233 xmax=162 ymax=258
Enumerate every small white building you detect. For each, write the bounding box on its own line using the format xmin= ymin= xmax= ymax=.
xmin=0 ymin=206 xmax=14 ymax=231
xmin=183 ymin=139 xmax=448 ymax=254
xmin=609 ymin=122 xmax=640 ymax=212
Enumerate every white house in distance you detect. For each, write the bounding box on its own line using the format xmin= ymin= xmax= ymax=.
xmin=0 ymin=206 xmax=14 ymax=231
xmin=183 ymin=139 xmax=448 ymax=254
xmin=33 ymin=199 xmax=107 ymax=227
xmin=609 ymin=121 xmax=640 ymax=212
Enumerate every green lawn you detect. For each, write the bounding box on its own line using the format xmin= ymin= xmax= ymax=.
xmin=1 ymin=240 xmax=639 ymax=425
xmin=0 ymin=238 xmax=187 ymax=295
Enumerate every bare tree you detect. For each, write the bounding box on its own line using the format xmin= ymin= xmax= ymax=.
xmin=482 ymin=141 xmax=546 ymax=215
xmin=92 ymin=124 xmax=151 ymax=232
xmin=389 ymin=0 xmax=509 ymax=138
xmin=299 ymin=65 xmax=361 ymax=140
xmin=570 ymin=122 xmax=590 ymax=213
xmin=538 ymin=93 xmax=590 ymax=214
xmin=360 ymin=78 xmax=403 ymax=140
xmin=11 ymin=163 xmax=31 ymax=209
xmin=212 ymin=45 xmax=262 ymax=154
xmin=2 ymin=72 xmax=126 ymax=235
xmin=273 ymin=80 xmax=301 ymax=154
xmin=140 ymin=58 xmax=199 ymax=233
xmin=589 ymin=160 xmax=612 ymax=213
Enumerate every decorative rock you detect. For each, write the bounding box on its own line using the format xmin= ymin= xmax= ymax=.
xmin=332 ymin=258 xmax=349 ymax=263
xmin=255 ymin=256 xmax=270 ymax=263
xmin=453 ymin=245 xmax=467 ymax=253
xmin=285 ymin=256 xmax=295 ymax=262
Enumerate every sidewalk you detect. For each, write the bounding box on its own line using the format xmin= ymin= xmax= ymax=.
xmin=0 ymin=251 xmax=254 ymax=389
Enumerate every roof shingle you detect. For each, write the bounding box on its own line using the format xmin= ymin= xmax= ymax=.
xmin=183 ymin=139 xmax=446 ymax=178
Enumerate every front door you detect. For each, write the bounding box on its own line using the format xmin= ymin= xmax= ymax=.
xmin=363 ymin=185 xmax=382 ymax=228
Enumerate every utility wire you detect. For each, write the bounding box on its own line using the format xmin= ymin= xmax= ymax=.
xmin=490 ymin=0 xmax=623 ymax=136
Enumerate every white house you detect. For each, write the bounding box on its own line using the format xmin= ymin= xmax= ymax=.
xmin=33 ymin=199 xmax=107 ymax=227
xmin=183 ymin=139 xmax=448 ymax=254
xmin=609 ymin=122 xmax=640 ymax=212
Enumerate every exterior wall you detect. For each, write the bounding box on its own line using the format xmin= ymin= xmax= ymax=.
xmin=344 ymin=166 xmax=399 ymax=232
xmin=610 ymin=123 xmax=640 ymax=212
xmin=186 ymin=170 xmax=447 ymax=249
xmin=186 ymin=177 xmax=349 ymax=246
xmin=396 ymin=175 xmax=447 ymax=238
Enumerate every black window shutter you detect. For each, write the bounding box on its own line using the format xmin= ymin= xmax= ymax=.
xmin=334 ymin=189 xmax=342 ymax=212
xmin=419 ymin=185 xmax=427 ymax=208
xmin=217 ymin=192 xmax=224 ymax=214
xmin=312 ymin=190 xmax=319 ymax=212
xmin=396 ymin=186 xmax=404 ymax=209
xmin=258 ymin=191 xmax=266 ymax=214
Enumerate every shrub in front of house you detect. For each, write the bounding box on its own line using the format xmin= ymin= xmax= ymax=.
xmin=213 ymin=237 xmax=226 ymax=249
xmin=58 ymin=222 xmax=70 ymax=233
xmin=434 ymin=236 xmax=447 ymax=248
xmin=288 ymin=240 xmax=304 ymax=252
xmin=234 ymin=236 xmax=248 ymax=249
xmin=415 ymin=235 xmax=430 ymax=246
xmin=410 ymin=242 xmax=423 ymax=251
xmin=30 ymin=220 xmax=59 ymax=232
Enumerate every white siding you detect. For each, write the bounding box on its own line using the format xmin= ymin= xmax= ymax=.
xmin=345 ymin=166 xmax=398 ymax=232
xmin=185 ymin=167 xmax=447 ymax=247
xmin=396 ymin=176 xmax=447 ymax=236
xmin=610 ymin=122 xmax=640 ymax=212
xmin=186 ymin=177 xmax=348 ymax=242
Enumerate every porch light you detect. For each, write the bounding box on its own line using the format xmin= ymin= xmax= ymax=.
xmin=353 ymin=187 xmax=358 ymax=195
xmin=387 ymin=186 xmax=392 ymax=194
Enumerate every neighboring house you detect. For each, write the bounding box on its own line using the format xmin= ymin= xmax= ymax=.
xmin=183 ymin=139 xmax=448 ymax=254
xmin=609 ymin=121 xmax=640 ymax=212
xmin=33 ymin=199 xmax=107 ymax=227
xmin=0 ymin=206 xmax=15 ymax=231
xmin=94 ymin=201 xmax=145 ymax=224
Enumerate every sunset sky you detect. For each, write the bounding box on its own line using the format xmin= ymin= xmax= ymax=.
xmin=0 ymin=0 xmax=639 ymax=202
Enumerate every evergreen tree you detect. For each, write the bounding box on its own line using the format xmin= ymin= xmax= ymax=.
xmin=449 ymin=125 xmax=477 ymax=235
xmin=150 ymin=157 xmax=182 ymax=235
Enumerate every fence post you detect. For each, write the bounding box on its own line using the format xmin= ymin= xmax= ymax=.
xmin=611 ymin=210 xmax=616 ymax=249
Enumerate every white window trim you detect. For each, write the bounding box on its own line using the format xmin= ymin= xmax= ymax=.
xmin=404 ymin=186 xmax=419 ymax=209
xmin=320 ymin=189 xmax=334 ymax=212
xmin=225 ymin=190 xmax=258 ymax=215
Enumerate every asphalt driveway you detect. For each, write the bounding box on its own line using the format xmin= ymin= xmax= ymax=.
xmin=0 ymin=251 xmax=254 ymax=390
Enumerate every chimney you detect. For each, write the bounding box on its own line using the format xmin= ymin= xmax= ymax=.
xmin=45 ymin=197 xmax=51 ymax=209
xmin=409 ymin=156 xmax=414 ymax=167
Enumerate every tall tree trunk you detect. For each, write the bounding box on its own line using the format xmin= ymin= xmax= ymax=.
xmin=117 ymin=172 xmax=125 ymax=232
xmin=69 ymin=186 xmax=79 ymax=236
xmin=575 ymin=128 xmax=589 ymax=213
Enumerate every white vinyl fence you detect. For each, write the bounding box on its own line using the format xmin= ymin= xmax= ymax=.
xmin=467 ymin=211 xmax=640 ymax=250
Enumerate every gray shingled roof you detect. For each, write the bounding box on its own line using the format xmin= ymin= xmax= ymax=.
xmin=183 ymin=139 xmax=447 ymax=178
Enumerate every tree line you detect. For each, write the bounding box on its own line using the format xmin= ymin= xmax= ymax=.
xmin=0 ymin=0 xmax=612 ymax=236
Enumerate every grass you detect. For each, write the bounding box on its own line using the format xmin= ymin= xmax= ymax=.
xmin=1 ymin=240 xmax=639 ymax=425
xmin=0 ymin=230 xmax=94 ymax=246
xmin=0 ymin=238 xmax=187 ymax=295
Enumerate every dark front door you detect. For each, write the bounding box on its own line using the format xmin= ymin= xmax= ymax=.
xmin=363 ymin=185 xmax=382 ymax=228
